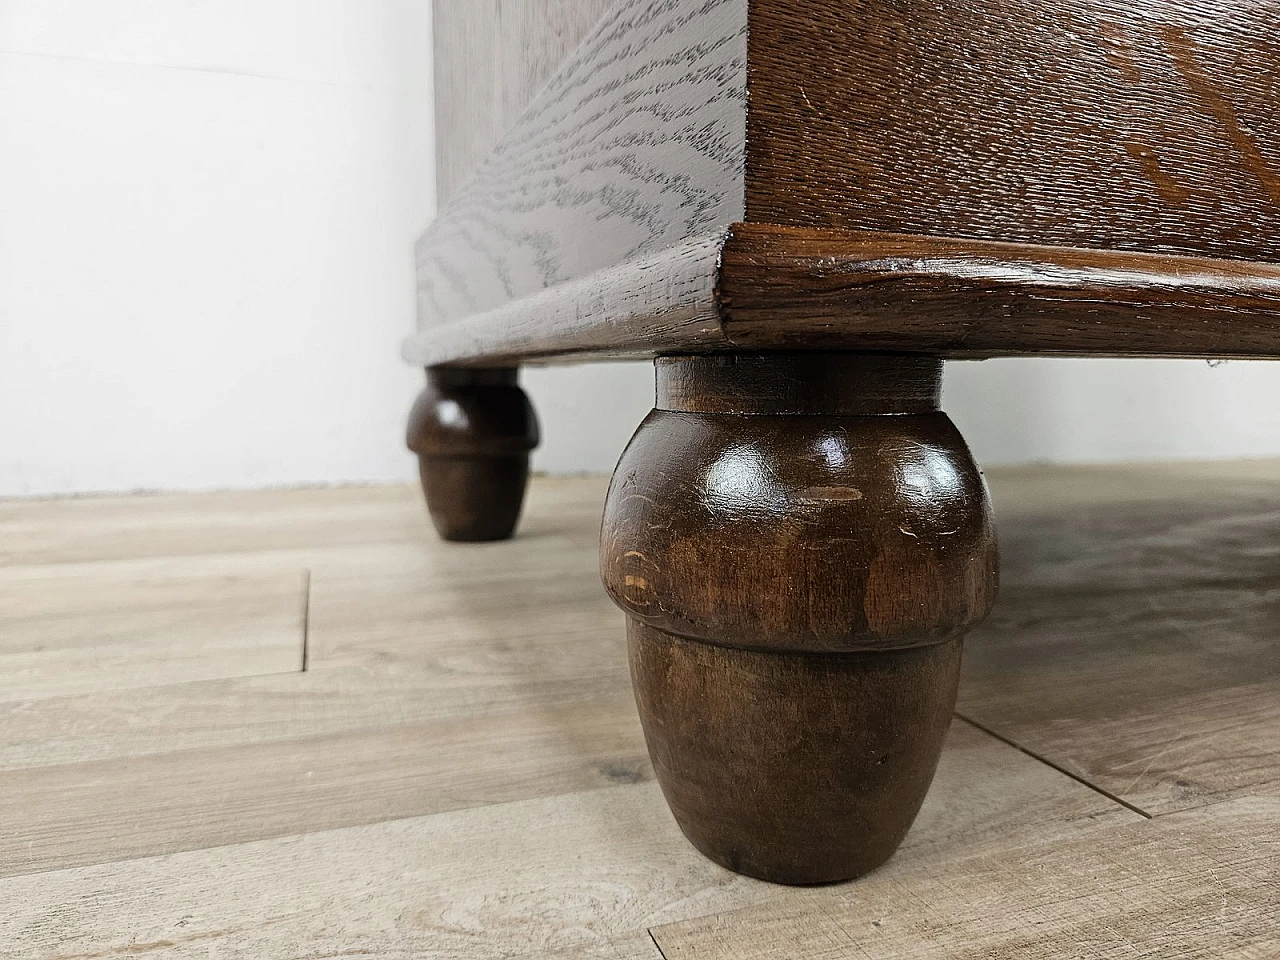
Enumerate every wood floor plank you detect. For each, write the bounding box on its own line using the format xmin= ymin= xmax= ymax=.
xmin=0 ymin=477 xmax=609 ymax=568
xmin=0 ymin=722 xmax=1131 ymax=959
xmin=1 ymin=466 xmax=1276 ymax=957
xmin=0 ymin=571 xmax=305 ymax=702
xmin=0 ymin=634 xmax=629 ymax=774
xmin=0 ymin=687 xmax=650 ymax=879
xmin=652 ymin=797 xmax=1280 ymax=960
xmin=961 ymin=462 xmax=1280 ymax=817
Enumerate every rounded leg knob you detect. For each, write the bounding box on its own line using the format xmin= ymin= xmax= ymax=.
xmin=407 ymin=368 xmax=539 ymax=542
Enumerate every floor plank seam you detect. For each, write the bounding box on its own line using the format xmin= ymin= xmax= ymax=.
xmin=301 ymin=568 xmax=312 ymax=673
xmin=954 ymin=713 xmax=1154 ymax=820
xmin=648 ymin=928 xmax=670 ymax=960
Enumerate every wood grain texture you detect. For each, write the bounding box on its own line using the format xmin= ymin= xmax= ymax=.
xmin=960 ymin=473 xmax=1280 ymax=817
xmin=746 ymin=0 xmax=1280 ymax=262
xmin=0 ymin=689 xmax=649 ymax=878
xmin=652 ymin=797 xmax=1280 ymax=959
xmin=0 ymin=724 xmax=1134 ymax=960
xmin=0 ymin=571 xmax=304 ymax=702
xmin=416 ymin=0 xmax=747 ymax=329
xmin=414 ymin=0 xmax=1280 ymax=365
xmin=406 ymin=222 xmax=1280 ymax=364
xmin=6 ymin=469 xmax=1280 ymax=955
xmin=0 ymin=486 xmax=645 ymax=877
xmin=718 ymin=224 xmax=1280 ymax=358
xmin=0 ymin=484 xmax=430 ymax=567
xmin=602 ymin=355 xmax=997 ymax=883
xmin=402 ymin=230 xmax=727 ymax=366
xmin=603 ymin=356 xmax=997 ymax=655
xmin=434 ymin=0 xmax=618 ymax=204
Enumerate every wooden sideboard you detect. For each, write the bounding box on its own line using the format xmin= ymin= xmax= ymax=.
xmin=406 ymin=0 xmax=1280 ymax=885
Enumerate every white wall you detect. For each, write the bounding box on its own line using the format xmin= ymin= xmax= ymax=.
xmin=527 ymin=359 xmax=1280 ymax=476
xmin=0 ymin=0 xmax=432 ymax=496
xmin=2 ymin=4 xmax=1279 ymax=497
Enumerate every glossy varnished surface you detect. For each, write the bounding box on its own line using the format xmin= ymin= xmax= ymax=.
xmin=603 ymin=356 xmax=997 ymax=654
xmin=602 ymin=354 xmax=998 ymax=883
xmin=718 ymin=224 xmax=1280 ymax=358
xmin=405 ymin=222 xmax=1280 ymax=366
xmin=654 ymin=352 xmax=942 ymax=414
xmin=406 ymin=368 xmax=539 ymax=541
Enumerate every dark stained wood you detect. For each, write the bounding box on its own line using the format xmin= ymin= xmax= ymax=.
xmin=630 ymin=623 xmax=963 ymax=885
xmin=406 ymin=369 xmax=539 ymax=542
xmin=746 ymin=0 xmax=1280 ymax=262
xmin=412 ymin=0 xmax=1280 ymax=890
xmin=600 ymin=354 xmax=999 ymax=883
xmin=717 ymin=224 xmax=1280 ymax=358
xmin=654 ymin=351 xmax=942 ymax=415
xmin=604 ymin=355 xmax=997 ymax=654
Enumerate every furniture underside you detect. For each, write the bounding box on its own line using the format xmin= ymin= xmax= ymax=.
xmin=409 ymin=0 xmax=1280 ymax=884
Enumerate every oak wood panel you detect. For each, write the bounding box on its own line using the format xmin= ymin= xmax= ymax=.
xmin=432 ymin=0 xmax=502 ymax=206
xmin=415 ymin=0 xmax=747 ymax=329
xmin=719 ymin=224 xmax=1280 ymax=357
xmin=653 ymin=797 xmax=1280 ymax=959
xmin=746 ymin=0 xmax=1280 ymax=262
xmin=416 ymin=0 xmax=1280 ymax=366
xmin=0 ymin=724 xmax=1134 ymax=959
xmin=434 ymin=0 xmax=617 ymax=205
xmin=497 ymin=0 xmax=620 ymax=143
xmin=0 ymin=571 xmax=305 ymax=702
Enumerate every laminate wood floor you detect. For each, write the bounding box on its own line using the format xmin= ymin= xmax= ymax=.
xmin=1 ymin=464 xmax=1276 ymax=958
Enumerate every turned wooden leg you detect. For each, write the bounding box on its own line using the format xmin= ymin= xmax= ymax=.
xmin=601 ymin=353 xmax=998 ymax=885
xmin=406 ymin=367 xmax=539 ymax=542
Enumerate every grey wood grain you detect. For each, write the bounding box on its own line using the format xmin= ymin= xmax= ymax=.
xmin=433 ymin=0 xmax=503 ymax=207
xmin=417 ymin=0 xmax=748 ymax=330
xmin=434 ymin=0 xmax=618 ymax=205
xmin=404 ymin=230 xmax=728 ymax=366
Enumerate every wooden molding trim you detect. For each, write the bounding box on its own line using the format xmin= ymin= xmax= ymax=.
xmin=403 ymin=223 xmax=1280 ymax=365
xmin=718 ymin=224 xmax=1280 ymax=359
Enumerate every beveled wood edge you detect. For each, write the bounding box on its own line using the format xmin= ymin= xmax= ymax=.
xmin=403 ymin=223 xmax=1280 ymax=367
xmin=402 ymin=229 xmax=732 ymax=367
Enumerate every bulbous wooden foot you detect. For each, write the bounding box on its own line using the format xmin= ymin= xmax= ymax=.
xmin=601 ymin=354 xmax=998 ymax=885
xmin=406 ymin=368 xmax=539 ymax=542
